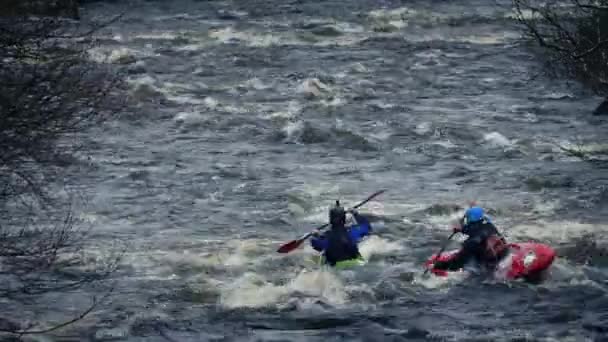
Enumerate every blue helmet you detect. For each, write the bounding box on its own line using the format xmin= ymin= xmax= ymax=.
xmin=464 ymin=206 xmax=485 ymax=224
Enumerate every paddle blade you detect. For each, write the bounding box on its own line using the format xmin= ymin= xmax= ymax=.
xmin=276 ymin=239 xmax=305 ymax=253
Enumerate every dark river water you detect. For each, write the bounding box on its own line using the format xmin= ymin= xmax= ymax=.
xmin=44 ymin=0 xmax=608 ymax=340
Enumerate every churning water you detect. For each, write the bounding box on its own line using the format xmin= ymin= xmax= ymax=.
xmin=42 ymin=0 xmax=608 ymax=340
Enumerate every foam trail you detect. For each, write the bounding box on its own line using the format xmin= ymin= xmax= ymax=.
xmin=219 ymin=269 xmax=348 ymax=309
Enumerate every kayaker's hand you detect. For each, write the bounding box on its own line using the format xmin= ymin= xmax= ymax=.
xmin=452 ymin=225 xmax=462 ymax=233
xmin=347 ymin=208 xmax=359 ymax=216
xmin=312 ymin=229 xmax=321 ymax=237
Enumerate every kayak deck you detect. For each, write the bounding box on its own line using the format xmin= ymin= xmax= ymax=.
xmin=311 ymin=254 xmax=367 ymax=269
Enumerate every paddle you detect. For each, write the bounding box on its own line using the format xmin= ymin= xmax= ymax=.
xmin=424 ymin=231 xmax=457 ymax=275
xmin=276 ymin=189 xmax=386 ymax=254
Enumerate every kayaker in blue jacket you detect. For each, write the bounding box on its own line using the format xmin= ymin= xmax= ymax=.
xmin=310 ymin=200 xmax=372 ymax=266
xmin=432 ymin=206 xmax=507 ymax=271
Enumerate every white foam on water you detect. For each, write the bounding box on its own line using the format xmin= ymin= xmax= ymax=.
xmin=414 ymin=122 xmax=433 ymax=135
xmin=413 ymin=269 xmax=470 ymax=290
xmin=87 ymin=47 xmax=140 ymax=64
xmin=430 ymin=140 xmax=458 ymax=149
xmin=202 ymin=97 xmax=219 ymax=109
xmin=161 ymin=81 xmax=198 ymax=92
xmin=145 ymin=250 xmax=219 ymax=270
xmin=243 ymin=77 xmax=271 ymax=90
xmin=174 ymin=111 xmax=205 ymax=125
xmin=282 ymin=120 xmax=304 ymax=142
xmin=218 ymin=272 xmax=288 ymax=308
xmin=542 ymin=92 xmax=574 ymax=100
xmin=529 ymin=199 xmax=561 ymax=217
xmin=424 ymin=210 xmax=467 ymax=232
xmin=330 ymin=21 xmax=365 ymax=34
xmin=369 ymin=128 xmax=393 ymax=142
xmin=350 ymin=62 xmax=369 ymax=73
xmin=113 ymin=238 xmax=288 ymax=285
xmin=536 ymin=259 xmax=608 ymax=293
xmin=292 ymin=183 xmax=342 ymax=203
xmin=126 ymin=75 xmax=165 ymax=99
xmin=266 ymin=101 xmax=302 ymax=120
xmin=289 ymin=269 xmax=348 ymax=303
xmin=165 ymin=94 xmax=208 ymax=105
xmin=358 ymin=235 xmax=404 ymax=260
xmin=368 ymin=6 xmax=418 ymax=29
xmin=176 ymin=43 xmax=210 ymax=51
xmin=556 ymin=141 xmax=608 ymax=160
xmin=95 ymin=328 xmax=129 ymax=340
xmin=455 ymin=33 xmax=520 ymax=45
xmin=133 ymin=32 xmax=180 ymax=40
xmin=218 ymin=269 xmax=348 ymax=309
xmin=208 ymin=26 xmax=365 ymax=47
xmin=297 ymin=78 xmax=333 ymax=98
xmin=403 ymin=31 xmax=519 ymax=45
xmin=508 ymin=220 xmax=608 ymax=243
xmin=208 ymin=27 xmax=289 ymax=47
xmin=221 ymin=239 xmax=269 ymax=267
xmin=483 ymin=131 xmax=513 ymax=148
xmin=567 ymin=277 xmax=608 ymax=292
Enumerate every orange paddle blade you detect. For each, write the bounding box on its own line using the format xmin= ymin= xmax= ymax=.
xmin=276 ymin=239 xmax=304 ymax=253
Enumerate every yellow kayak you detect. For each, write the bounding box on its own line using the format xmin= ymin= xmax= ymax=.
xmin=311 ymin=254 xmax=367 ymax=269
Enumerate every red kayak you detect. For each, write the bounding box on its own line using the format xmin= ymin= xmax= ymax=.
xmin=425 ymin=242 xmax=556 ymax=281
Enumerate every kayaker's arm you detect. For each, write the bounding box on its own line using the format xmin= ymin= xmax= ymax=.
xmin=352 ymin=212 xmax=371 ymax=232
xmin=433 ymin=237 xmax=478 ymax=271
xmin=310 ymin=234 xmax=328 ymax=252
xmin=433 ymin=249 xmax=470 ymax=270
xmin=348 ymin=211 xmax=372 ymax=243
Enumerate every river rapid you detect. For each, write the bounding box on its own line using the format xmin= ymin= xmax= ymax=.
xmin=47 ymin=0 xmax=608 ymax=340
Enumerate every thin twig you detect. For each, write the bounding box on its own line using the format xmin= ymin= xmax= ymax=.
xmin=0 ymin=287 xmax=115 ymax=335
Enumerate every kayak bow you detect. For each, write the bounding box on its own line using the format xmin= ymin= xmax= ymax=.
xmin=311 ymin=254 xmax=367 ymax=269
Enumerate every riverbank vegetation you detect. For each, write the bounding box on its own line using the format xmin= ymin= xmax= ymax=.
xmin=512 ymin=0 xmax=608 ymax=112
xmin=512 ymin=0 xmax=608 ymax=161
xmin=0 ymin=1 xmax=124 ymax=337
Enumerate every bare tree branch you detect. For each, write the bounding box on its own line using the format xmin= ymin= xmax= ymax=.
xmin=573 ymin=0 xmax=608 ymax=11
xmin=0 ymin=287 xmax=115 ymax=336
xmin=573 ymin=38 xmax=608 ymax=58
xmin=512 ymin=0 xmax=608 ymax=97
xmin=0 ymin=2 xmax=127 ymax=337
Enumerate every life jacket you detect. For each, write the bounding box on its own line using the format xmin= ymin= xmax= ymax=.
xmin=324 ymin=227 xmax=360 ymax=265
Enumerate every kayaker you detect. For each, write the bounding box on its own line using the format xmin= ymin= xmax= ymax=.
xmin=432 ymin=206 xmax=507 ymax=271
xmin=310 ymin=200 xmax=372 ymax=266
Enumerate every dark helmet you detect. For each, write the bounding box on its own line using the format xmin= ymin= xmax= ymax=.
xmin=329 ymin=200 xmax=346 ymax=228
